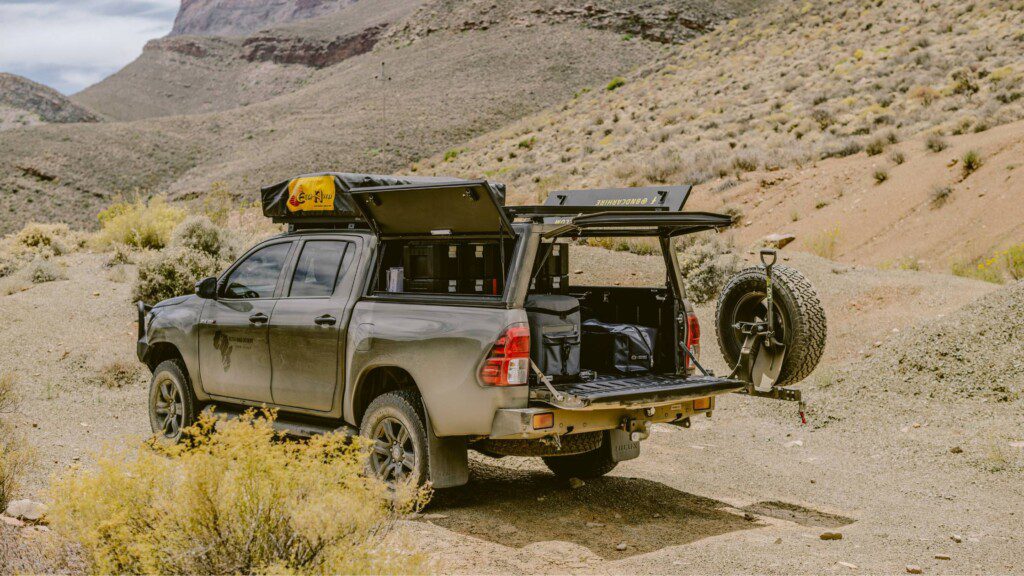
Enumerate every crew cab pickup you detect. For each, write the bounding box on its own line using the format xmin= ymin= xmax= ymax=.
xmin=137 ymin=173 xmax=824 ymax=488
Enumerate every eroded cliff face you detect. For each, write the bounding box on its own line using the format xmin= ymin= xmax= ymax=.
xmin=170 ymin=0 xmax=358 ymax=37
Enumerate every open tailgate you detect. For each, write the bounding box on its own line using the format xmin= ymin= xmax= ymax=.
xmin=531 ymin=374 xmax=745 ymax=410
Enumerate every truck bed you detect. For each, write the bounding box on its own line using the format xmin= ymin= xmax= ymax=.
xmin=530 ymin=373 xmax=745 ymax=410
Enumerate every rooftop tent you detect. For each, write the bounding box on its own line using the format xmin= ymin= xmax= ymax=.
xmin=260 ymin=172 xmax=505 ymax=224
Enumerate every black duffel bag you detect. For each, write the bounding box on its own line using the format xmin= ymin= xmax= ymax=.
xmin=581 ymin=320 xmax=657 ymax=374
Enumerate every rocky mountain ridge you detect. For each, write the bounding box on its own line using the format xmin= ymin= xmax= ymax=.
xmin=0 ymin=73 xmax=98 ymax=131
xmin=170 ymin=0 xmax=359 ymax=37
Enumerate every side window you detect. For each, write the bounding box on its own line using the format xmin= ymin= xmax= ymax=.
xmin=288 ymin=240 xmax=350 ymax=298
xmin=222 ymin=242 xmax=292 ymax=299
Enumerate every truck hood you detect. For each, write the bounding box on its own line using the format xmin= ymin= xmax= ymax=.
xmin=152 ymin=294 xmax=195 ymax=309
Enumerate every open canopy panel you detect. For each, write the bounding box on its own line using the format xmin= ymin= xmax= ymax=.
xmin=351 ymin=180 xmax=514 ymax=238
xmin=260 ymin=172 xmax=492 ymax=224
xmin=541 ymin=210 xmax=734 ymax=238
xmin=544 ymin=185 xmax=692 ymax=212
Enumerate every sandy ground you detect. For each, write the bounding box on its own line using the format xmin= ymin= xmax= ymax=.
xmin=2 ymin=250 xmax=1021 ymax=574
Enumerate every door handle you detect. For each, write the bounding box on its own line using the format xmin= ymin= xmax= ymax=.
xmin=248 ymin=312 xmax=269 ymax=324
xmin=314 ymin=314 xmax=337 ymax=326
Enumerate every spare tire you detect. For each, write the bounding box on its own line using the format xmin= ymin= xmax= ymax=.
xmin=715 ymin=265 xmax=826 ymax=387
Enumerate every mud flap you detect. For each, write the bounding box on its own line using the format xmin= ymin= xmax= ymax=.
xmin=424 ymin=410 xmax=469 ymax=489
xmin=607 ymin=429 xmax=640 ymax=463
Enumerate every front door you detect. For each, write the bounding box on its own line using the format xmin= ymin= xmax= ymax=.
xmin=269 ymin=239 xmax=356 ymax=411
xmin=198 ymin=241 xmax=294 ymax=402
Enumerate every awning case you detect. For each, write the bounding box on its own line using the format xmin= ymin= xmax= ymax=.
xmin=351 ymin=180 xmax=513 ymax=238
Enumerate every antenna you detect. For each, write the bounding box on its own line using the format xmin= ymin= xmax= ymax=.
xmin=373 ymin=61 xmax=392 ymax=144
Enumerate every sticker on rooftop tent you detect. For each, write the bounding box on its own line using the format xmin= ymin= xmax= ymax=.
xmin=287 ymin=175 xmax=336 ymax=212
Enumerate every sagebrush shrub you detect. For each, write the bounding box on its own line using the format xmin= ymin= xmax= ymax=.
xmin=961 ymin=150 xmax=982 ymax=177
xmin=170 ymin=216 xmax=236 ymax=260
xmin=132 ymin=247 xmax=220 ymax=303
xmin=925 ymin=133 xmax=948 ymax=153
xmin=15 ymin=223 xmax=74 ymax=256
xmin=94 ymin=197 xmax=186 ymax=249
xmin=49 ymin=411 xmax=428 ymax=575
xmin=23 ymin=258 xmax=66 ymax=284
xmin=677 ymin=236 xmax=741 ymax=304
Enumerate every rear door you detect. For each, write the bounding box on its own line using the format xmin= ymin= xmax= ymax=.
xmin=198 ymin=240 xmax=295 ymax=402
xmin=268 ymin=237 xmax=359 ymax=411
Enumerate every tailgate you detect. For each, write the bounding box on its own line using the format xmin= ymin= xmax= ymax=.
xmin=530 ymin=374 xmax=745 ymax=410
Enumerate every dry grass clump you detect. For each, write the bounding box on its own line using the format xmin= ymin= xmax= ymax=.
xmin=873 ymin=168 xmax=889 ymax=184
xmin=676 ymin=234 xmax=740 ymax=304
xmin=0 ymin=222 xmax=77 ymax=286
xmin=49 ymin=411 xmax=428 ymax=575
xmin=0 ymin=373 xmax=33 ymax=512
xmin=90 ymin=360 xmax=144 ymax=389
xmin=930 ymin=184 xmax=953 ymax=207
xmin=807 ymin=227 xmax=841 ymax=260
xmin=961 ymin=149 xmax=983 ymax=177
xmin=0 ymin=257 xmax=68 ymax=296
xmin=92 ymin=196 xmax=186 ymax=250
xmin=925 ymin=133 xmax=948 ymax=153
xmin=133 ymin=216 xmax=237 ymax=303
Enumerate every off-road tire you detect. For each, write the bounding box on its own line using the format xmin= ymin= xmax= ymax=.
xmin=360 ymin=389 xmax=429 ymax=487
xmin=541 ymin=432 xmax=618 ymax=479
xmin=148 ymin=359 xmax=199 ymax=444
xmin=475 ymin=431 xmax=603 ymax=457
xmin=715 ymin=265 xmax=826 ymax=387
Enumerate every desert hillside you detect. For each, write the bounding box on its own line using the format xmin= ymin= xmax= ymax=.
xmin=423 ymin=0 xmax=1024 ymax=270
xmin=0 ymin=73 xmax=98 ymax=132
xmin=170 ymin=0 xmax=360 ymax=37
xmin=0 ymin=0 xmax=754 ymax=235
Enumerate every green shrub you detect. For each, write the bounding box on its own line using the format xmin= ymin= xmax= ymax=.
xmin=15 ymin=223 xmax=74 ymax=256
xmin=443 ymin=148 xmax=464 ymax=162
xmin=606 ymin=76 xmax=626 ymax=91
xmin=133 ymin=247 xmax=220 ymax=303
xmin=961 ymin=150 xmax=982 ymax=177
xmin=874 ymin=169 xmax=889 ymax=184
xmin=517 ymin=136 xmax=536 ymax=150
xmin=951 ymin=259 xmax=1004 ymax=284
xmin=49 ymin=411 xmax=428 ymax=575
xmin=1001 ymin=244 xmax=1024 ymax=280
xmin=865 ymin=137 xmax=887 ymax=156
xmin=94 ymin=197 xmax=186 ymax=250
xmin=677 ymin=236 xmax=741 ymax=304
xmin=170 ymin=216 xmax=236 ymax=260
xmin=890 ymin=150 xmax=906 ymax=165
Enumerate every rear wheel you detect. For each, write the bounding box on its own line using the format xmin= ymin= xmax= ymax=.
xmin=148 ymin=359 xmax=198 ymax=444
xmin=715 ymin=265 xmax=826 ymax=387
xmin=360 ymin=390 xmax=429 ymax=487
xmin=542 ymin=432 xmax=618 ymax=479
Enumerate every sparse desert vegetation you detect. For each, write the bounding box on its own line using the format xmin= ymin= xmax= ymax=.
xmin=50 ymin=411 xmax=428 ymax=575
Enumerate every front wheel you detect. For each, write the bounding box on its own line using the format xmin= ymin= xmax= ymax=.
xmin=148 ymin=359 xmax=198 ymax=444
xmin=360 ymin=390 xmax=429 ymax=487
xmin=542 ymin=432 xmax=618 ymax=479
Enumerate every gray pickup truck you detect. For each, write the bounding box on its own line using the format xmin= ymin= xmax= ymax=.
xmin=137 ymin=173 xmax=825 ymax=488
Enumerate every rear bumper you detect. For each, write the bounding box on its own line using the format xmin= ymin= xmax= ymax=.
xmin=489 ymin=396 xmax=715 ymax=440
xmin=531 ymin=374 xmax=745 ymax=410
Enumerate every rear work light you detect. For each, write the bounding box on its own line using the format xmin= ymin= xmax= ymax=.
xmin=481 ymin=323 xmax=530 ymax=386
xmin=683 ymin=312 xmax=701 ymax=372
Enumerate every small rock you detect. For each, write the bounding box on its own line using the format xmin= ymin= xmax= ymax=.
xmin=421 ymin=513 xmax=448 ymax=520
xmin=774 ymin=537 xmax=783 ymax=544
xmin=784 ymin=440 xmax=804 ymax=448
xmin=5 ymin=500 xmax=47 ymax=522
xmin=838 ymin=561 xmax=858 ymax=569
xmin=0 ymin=515 xmax=25 ymax=527
xmin=568 ymin=477 xmax=586 ymax=489
xmin=1009 ymin=441 xmax=1024 ymax=448
xmin=949 ymin=446 xmax=963 ymax=454
xmin=912 ymin=422 xmax=921 ymax=428
xmin=652 ymin=512 xmax=662 ymax=518
xmin=585 ymin=521 xmax=605 ymax=528
xmin=906 ymin=565 xmax=923 ymax=574
xmin=951 ymin=534 xmax=962 ymax=543
xmin=820 ymin=531 xmax=843 ymax=540
xmin=573 ymin=269 xmax=583 ymax=274
xmin=615 ymin=542 xmax=627 ymax=551
xmin=762 ymin=233 xmax=796 ymax=249
xmin=934 ymin=554 xmax=950 ymax=560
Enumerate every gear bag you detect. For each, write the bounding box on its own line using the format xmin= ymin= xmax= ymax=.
xmin=524 ymin=295 xmax=581 ymax=381
xmin=581 ymin=320 xmax=657 ymax=374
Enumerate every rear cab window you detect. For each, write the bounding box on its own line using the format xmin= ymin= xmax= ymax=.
xmin=288 ymin=240 xmax=352 ymax=298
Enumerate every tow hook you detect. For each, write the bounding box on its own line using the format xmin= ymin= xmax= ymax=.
xmin=620 ymin=417 xmax=651 ymax=442
xmin=539 ymin=433 xmax=562 ymax=451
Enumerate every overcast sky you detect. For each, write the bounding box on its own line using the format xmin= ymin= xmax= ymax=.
xmin=0 ymin=0 xmax=180 ymax=94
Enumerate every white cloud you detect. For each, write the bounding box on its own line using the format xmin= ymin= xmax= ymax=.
xmin=0 ymin=0 xmax=179 ymax=94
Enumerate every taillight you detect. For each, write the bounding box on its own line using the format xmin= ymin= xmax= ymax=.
xmin=481 ymin=323 xmax=531 ymax=386
xmin=683 ymin=312 xmax=701 ymax=372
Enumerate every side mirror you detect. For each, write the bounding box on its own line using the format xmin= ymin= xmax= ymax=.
xmin=196 ymin=276 xmax=218 ymax=299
